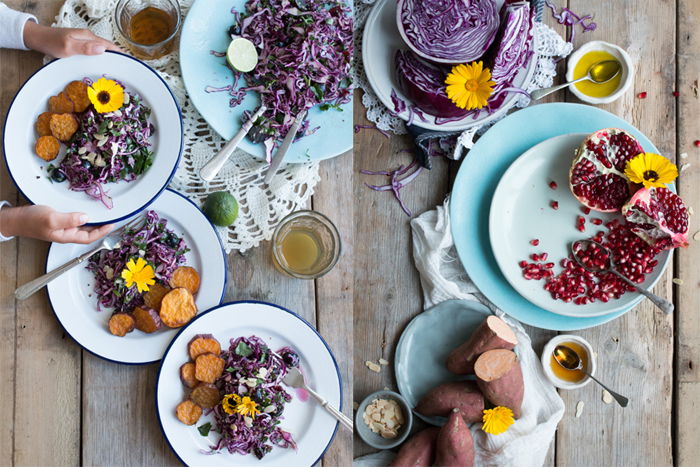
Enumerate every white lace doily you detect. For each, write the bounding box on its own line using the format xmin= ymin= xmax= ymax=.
xmin=53 ymin=0 xmax=321 ymax=252
xmin=353 ymin=0 xmax=572 ymax=153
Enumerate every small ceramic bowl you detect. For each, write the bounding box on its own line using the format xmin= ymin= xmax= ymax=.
xmin=541 ymin=334 xmax=597 ymax=389
xmin=355 ymin=390 xmax=413 ymax=450
xmin=566 ymin=40 xmax=634 ymax=105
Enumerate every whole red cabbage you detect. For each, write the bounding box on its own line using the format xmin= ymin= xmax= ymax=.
xmin=397 ymin=0 xmax=500 ymax=63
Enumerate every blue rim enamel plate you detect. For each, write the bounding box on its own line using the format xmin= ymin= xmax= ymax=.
xmin=46 ymin=189 xmax=227 ymax=364
xmin=450 ymin=103 xmax=667 ymax=331
xmin=489 ymin=134 xmax=671 ymax=318
xmin=156 ymin=301 xmax=342 ymax=466
xmin=3 ymin=51 xmax=182 ymax=225
xmin=179 ymin=0 xmax=352 ymax=162
xmin=395 ymin=300 xmax=491 ymax=426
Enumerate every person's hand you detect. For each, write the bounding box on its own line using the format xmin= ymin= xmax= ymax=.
xmin=0 ymin=205 xmax=113 ymax=244
xmin=23 ymin=22 xmax=122 ymax=58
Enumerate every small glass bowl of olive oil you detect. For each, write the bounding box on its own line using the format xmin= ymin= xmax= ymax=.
xmin=541 ymin=334 xmax=597 ymax=389
xmin=271 ymin=210 xmax=341 ymax=279
xmin=566 ymin=40 xmax=633 ymax=105
xmin=114 ymin=0 xmax=181 ymax=60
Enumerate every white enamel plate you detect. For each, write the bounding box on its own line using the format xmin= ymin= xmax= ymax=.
xmin=156 ymin=301 xmax=342 ymax=467
xmin=46 ymin=189 xmax=227 ymax=364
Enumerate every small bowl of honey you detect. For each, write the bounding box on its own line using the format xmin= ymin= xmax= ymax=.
xmin=541 ymin=334 xmax=597 ymax=389
xmin=566 ymin=40 xmax=633 ymax=105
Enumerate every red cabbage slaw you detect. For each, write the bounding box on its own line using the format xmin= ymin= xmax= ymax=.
xmin=86 ymin=210 xmax=188 ymax=314
xmin=55 ymin=80 xmax=154 ymax=209
xmin=207 ymin=0 xmax=353 ymax=161
xmin=210 ymin=336 xmax=298 ymax=459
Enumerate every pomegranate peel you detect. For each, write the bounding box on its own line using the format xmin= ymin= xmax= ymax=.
xmin=622 ymin=187 xmax=690 ymax=250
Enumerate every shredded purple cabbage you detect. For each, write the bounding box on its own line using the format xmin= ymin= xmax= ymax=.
xmin=362 ymin=157 xmax=423 ymax=217
xmin=354 ymin=124 xmax=391 ymax=138
xmin=86 ymin=210 xmax=188 ymax=313
xmin=544 ymin=0 xmax=597 ymax=43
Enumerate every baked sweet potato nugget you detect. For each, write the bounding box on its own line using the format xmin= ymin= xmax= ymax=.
xmin=180 ymin=362 xmax=198 ymax=388
xmin=143 ymin=283 xmax=171 ymax=311
xmin=176 ymin=400 xmax=202 ymax=425
xmin=194 ymin=353 xmax=225 ymax=384
xmin=48 ymin=92 xmax=74 ymax=113
xmin=133 ymin=306 xmax=162 ymax=333
xmin=188 ymin=335 xmax=221 ymax=361
xmin=169 ymin=266 xmax=201 ymax=294
xmin=35 ymin=112 xmax=54 ymax=136
xmin=108 ymin=313 xmax=135 ymax=337
xmin=159 ymin=287 xmax=197 ymax=328
xmin=190 ymin=383 xmax=221 ymax=409
xmin=64 ymin=80 xmax=90 ymax=112
xmin=35 ymin=135 xmax=61 ymax=161
xmin=49 ymin=113 xmax=78 ymax=141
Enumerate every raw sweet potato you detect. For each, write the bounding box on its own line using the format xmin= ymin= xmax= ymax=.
xmin=435 ymin=409 xmax=474 ymax=467
xmin=194 ymin=352 xmax=225 ymax=384
xmin=35 ymin=112 xmax=54 ymax=136
xmin=159 ymin=287 xmax=197 ymax=328
xmin=48 ymin=92 xmax=74 ymax=113
xmin=446 ymin=315 xmax=518 ymax=375
xmin=143 ymin=283 xmax=170 ymax=310
xmin=64 ymin=80 xmax=90 ymax=112
xmin=49 ymin=113 xmax=78 ymax=141
xmin=180 ymin=362 xmax=198 ymax=388
xmin=190 ymin=383 xmax=221 ymax=409
xmin=132 ymin=306 xmax=163 ymax=333
xmin=108 ymin=313 xmax=135 ymax=337
xmin=474 ymin=349 xmax=524 ymax=418
xmin=35 ymin=135 xmax=61 ymax=161
xmin=175 ymin=400 xmax=202 ymax=425
xmin=388 ymin=427 xmax=440 ymax=467
xmin=169 ymin=266 xmax=201 ymax=294
xmin=415 ymin=381 xmax=484 ymax=423
xmin=188 ymin=334 xmax=221 ymax=361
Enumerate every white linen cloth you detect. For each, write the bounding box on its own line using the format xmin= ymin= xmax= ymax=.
xmin=354 ymin=199 xmax=565 ymax=467
xmin=0 ymin=2 xmax=36 ymax=50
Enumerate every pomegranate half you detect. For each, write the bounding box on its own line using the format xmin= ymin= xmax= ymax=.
xmin=622 ymin=186 xmax=690 ymax=250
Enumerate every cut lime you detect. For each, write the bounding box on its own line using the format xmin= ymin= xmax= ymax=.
xmin=202 ymin=191 xmax=239 ymax=227
xmin=226 ymin=38 xmax=258 ymax=73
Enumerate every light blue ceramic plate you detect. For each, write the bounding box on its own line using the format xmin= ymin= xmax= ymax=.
xmin=179 ymin=0 xmax=352 ymax=162
xmin=450 ymin=103 xmax=663 ymax=331
xmin=395 ymin=300 xmax=491 ymax=426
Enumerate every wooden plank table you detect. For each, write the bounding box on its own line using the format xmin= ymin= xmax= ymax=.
xmin=354 ymin=0 xmax=698 ymax=465
xmin=0 ymin=1 xmax=352 ymax=465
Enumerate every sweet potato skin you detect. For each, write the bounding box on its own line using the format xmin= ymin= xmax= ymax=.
xmin=175 ymin=400 xmax=202 ymax=425
xmin=446 ymin=316 xmax=517 ymax=375
xmin=415 ymin=381 xmax=484 ymax=423
xmin=179 ymin=362 xmax=198 ymax=388
xmin=194 ymin=352 xmax=225 ymax=384
xmin=190 ymin=383 xmax=221 ymax=409
xmin=435 ymin=409 xmax=474 ymax=467
xmin=475 ymin=349 xmax=524 ymax=418
xmin=188 ymin=334 xmax=221 ymax=361
xmin=388 ymin=427 xmax=440 ymax=467
xmin=133 ymin=306 xmax=162 ymax=333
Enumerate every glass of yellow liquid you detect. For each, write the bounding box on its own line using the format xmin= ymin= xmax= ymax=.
xmin=114 ymin=0 xmax=181 ymax=60
xmin=271 ymin=210 xmax=341 ymax=279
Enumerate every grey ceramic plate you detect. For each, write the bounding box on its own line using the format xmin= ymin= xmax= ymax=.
xmin=394 ymin=300 xmax=491 ymax=426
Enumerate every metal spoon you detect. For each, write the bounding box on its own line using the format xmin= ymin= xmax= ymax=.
xmin=553 ymin=344 xmax=628 ymax=407
xmin=530 ymin=59 xmax=621 ymax=100
xmin=571 ymin=240 xmax=673 ymax=314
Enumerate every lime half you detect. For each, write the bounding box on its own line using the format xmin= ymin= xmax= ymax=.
xmin=202 ymin=191 xmax=239 ymax=227
xmin=226 ymin=38 xmax=258 ymax=73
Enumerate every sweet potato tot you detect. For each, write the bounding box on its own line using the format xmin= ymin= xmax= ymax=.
xmin=175 ymin=400 xmax=202 ymax=425
xmin=446 ymin=315 xmax=518 ymax=375
xmin=188 ymin=334 xmax=221 ymax=361
xmin=143 ymin=283 xmax=170 ymax=310
xmin=132 ymin=306 xmax=162 ymax=334
xmin=194 ymin=353 xmax=225 ymax=384
xmin=190 ymin=383 xmax=221 ymax=409
xmin=108 ymin=313 xmax=135 ymax=337
xmin=35 ymin=112 xmax=54 ymax=136
xmin=435 ymin=409 xmax=474 ymax=467
xmin=159 ymin=287 xmax=197 ymax=328
xmin=180 ymin=362 xmax=198 ymax=389
xmin=35 ymin=136 xmax=61 ymax=161
xmin=474 ymin=349 xmax=524 ymax=418
xmin=388 ymin=427 xmax=440 ymax=467
xmin=169 ymin=266 xmax=201 ymax=294
xmin=48 ymin=92 xmax=74 ymax=113
xmin=49 ymin=113 xmax=78 ymax=142
xmin=64 ymin=80 xmax=90 ymax=112
xmin=415 ymin=381 xmax=484 ymax=423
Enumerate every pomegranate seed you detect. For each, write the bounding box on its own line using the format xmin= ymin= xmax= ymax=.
xmin=530 ymin=239 xmax=539 ymax=246
xmin=581 ymin=207 xmax=591 ymax=215
xmin=694 ymin=140 xmax=700 ymax=147
xmin=673 ymin=91 xmax=680 ymax=97
xmin=591 ymin=218 xmax=603 ymax=225
xmin=550 ymin=200 xmax=559 ymax=210
xmin=531 ymin=253 xmax=540 ymax=261
xmin=540 ymin=253 xmax=548 ymax=261
xmin=544 ymin=262 xmax=554 ymax=269
xmin=637 ymin=92 xmax=647 ymax=98
xmin=549 ymin=181 xmax=558 ymax=190
xmin=519 ymin=260 xmax=528 ymax=268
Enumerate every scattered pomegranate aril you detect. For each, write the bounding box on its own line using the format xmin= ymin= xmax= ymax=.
xmin=694 ymin=140 xmax=700 ymax=148
xmin=550 ymin=200 xmax=559 ymax=210
xmin=581 ymin=207 xmax=591 ymax=215
xmin=673 ymin=91 xmax=680 ymax=97
xmin=530 ymin=239 xmax=540 ymax=246
xmin=591 ymin=218 xmax=603 ymax=225
xmin=549 ymin=181 xmax=558 ymax=190
xmin=637 ymin=92 xmax=647 ymax=98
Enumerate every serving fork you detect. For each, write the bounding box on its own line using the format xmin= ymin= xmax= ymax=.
xmin=14 ymin=216 xmax=145 ymax=301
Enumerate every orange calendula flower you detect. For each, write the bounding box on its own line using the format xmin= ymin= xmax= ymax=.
xmin=120 ymin=257 xmax=155 ymax=293
xmin=624 ymin=153 xmax=678 ymax=189
xmin=482 ymin=406 xmax=515 ymax=435
xmin=445 ymin=61 xmax=496 ymax=110
xmin=87 ymin=77 xmax=124 ymax=113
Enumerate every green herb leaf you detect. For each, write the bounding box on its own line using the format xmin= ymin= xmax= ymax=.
xmin=197 ymin=422 xmax=212 ymax=436
xmin=235 ymin=342 xmax=253 ymax=357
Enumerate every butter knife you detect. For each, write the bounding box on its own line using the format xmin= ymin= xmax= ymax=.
xmin=263 ymin=110 xmax=307 ymax=185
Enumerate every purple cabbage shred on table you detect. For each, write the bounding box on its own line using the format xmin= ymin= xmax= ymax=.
xmin=544 ymin=0 xmax=597 ymax=43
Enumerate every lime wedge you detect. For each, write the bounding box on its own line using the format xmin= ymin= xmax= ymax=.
xmin=226 ymin=38 xmax=258 ymax=73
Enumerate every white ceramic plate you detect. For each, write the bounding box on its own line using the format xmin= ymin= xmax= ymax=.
xmin=489 ymin=133 xmax=671 ymax=318
xmin=362 ymin=0 xmax=536 ymax=131
xmin=3 ymin=51 xmax=182 ymax=225
xmin=156 ymin=301 xmax=342 ymax=467
xmin=46 ymin=189 xmax=226 ymax=364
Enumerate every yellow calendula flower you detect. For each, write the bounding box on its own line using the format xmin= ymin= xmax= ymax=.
xmin=482 ymin=406 xmax=515 ymax=435
xmin=235 ymin=396 xmax=261 ymax=417
xmin=87 ymin=77 xmax=124 ymax=113
xmin=120 ymin=257 xmax=155 ymax=293
xmin=624 ymin=153 xmax=678 ymax=189
xmin=445 ymin=61 xmax=496 ymax=110
xmin=222 ymin=394 xmax=239 ymax=415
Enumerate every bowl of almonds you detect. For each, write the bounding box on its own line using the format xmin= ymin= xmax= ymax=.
xmin=355 ymin=390 xmax=413 ymax=449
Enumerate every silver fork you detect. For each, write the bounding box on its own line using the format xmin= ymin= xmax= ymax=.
xmin=14 ymin=216 xmax=145 ymax=301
